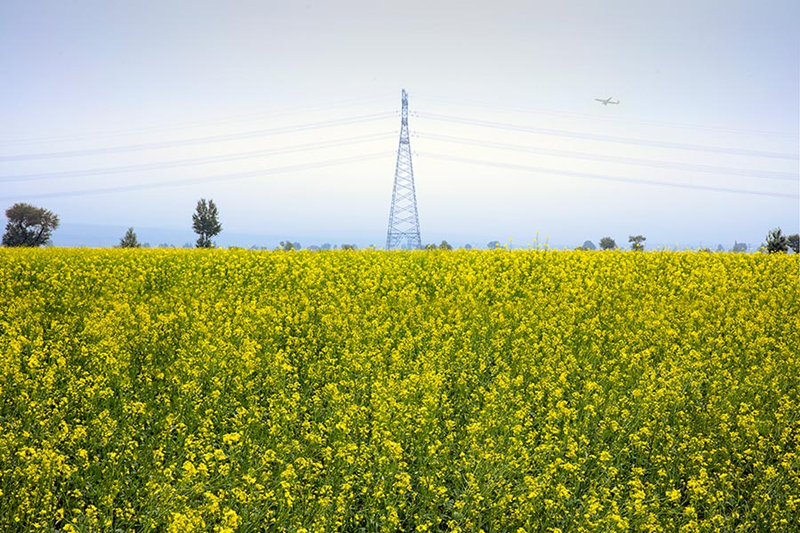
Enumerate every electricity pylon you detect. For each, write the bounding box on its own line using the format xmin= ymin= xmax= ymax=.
xmin=386 ymin=89 xmax=421 ymax=250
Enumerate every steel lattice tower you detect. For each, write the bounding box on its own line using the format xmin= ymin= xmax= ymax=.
xmin=386 ymin=89 xmax=421 ymax=250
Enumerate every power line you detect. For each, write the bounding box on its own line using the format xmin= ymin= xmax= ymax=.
xmin=0 ymin=132 xmax=396 ymax=183
xmin=0 ymin=112 xmax=395 ymax=162
xmin=0 ymin=94 xmax=393 ymax=146
xmin=0 ymin=152 xmax=393 ymax=201
xmin=416 ymin=132 xmax=798 ymax=182
xmin=414 ymin=92 xmax=799 ymax=139
xmin=418 ymin=152 xmax=799 ymax=199
xmin=416 ymin=112 xmax=799 ymax=160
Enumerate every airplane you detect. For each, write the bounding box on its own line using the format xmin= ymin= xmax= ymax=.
xmin=595 ymin=97 xmax=620 ymax=106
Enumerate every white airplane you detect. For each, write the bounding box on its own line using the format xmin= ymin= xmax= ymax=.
xmin=595 ymin=97 xmax=620 ymax=106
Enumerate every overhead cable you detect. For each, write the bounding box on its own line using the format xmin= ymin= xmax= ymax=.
xmin=414 ymin=92 xmax=799 ymax=139
xmin=418 ymin=152 xmax=798 ymax=199
xmin=0 ymin=95 xmax=393 ymax=146
xmin=416 ymin=132 xmax=798 ymax=182
xmin=0 ymin=112 xmax=395 ymax=162
xmin=0 ymin=133 xmax=396 ymax=183
xmin=0 ymin=152 xmax=392 ymax=201
xmin=416 ymin=112 xmax=799 ymax=160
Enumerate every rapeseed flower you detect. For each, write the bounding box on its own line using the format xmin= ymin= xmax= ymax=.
xmin=0 ymin=248 xmax=797 ymax=531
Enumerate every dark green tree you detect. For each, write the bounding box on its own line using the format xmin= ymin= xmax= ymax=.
xmin=192 ymin=199 xmax=222 ymax=248
xmin=278 ymin=241 xmax=296 ymax=251
xmin=582 ymin=240 xmax=596 ymax=250
xmin=764 ymin=228 xmax=788 ymax=253
xmin=599 ymin=237 xmax=616 ymax=250
xmin=439 ymin=240 xmax=453 ymax=250
xmin=118 ymin=227 xmax=141 ymax=248
xmin=787 ymin=234 xmax=799 ymax=254
xmin=629 ymin=235 xmax=646 ymax=252
xmin=2 ymin=203 xmax=60 ymax=247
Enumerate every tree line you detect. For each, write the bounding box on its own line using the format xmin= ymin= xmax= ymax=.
xmin=2 ymin=201 xmax=799 ymax=254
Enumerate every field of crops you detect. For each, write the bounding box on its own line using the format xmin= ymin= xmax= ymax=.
xmin=0 ymin=249 xmax=798 ymax=532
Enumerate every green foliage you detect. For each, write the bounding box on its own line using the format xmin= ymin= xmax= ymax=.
xmin=764 ymin=228 xmax=789 ymax=254
xmin=732 ymin=241 xmax=748 ymax=253
xmin=118 ymin=227 xmax=141 ymax=248
xmin=2 ymin=203 xmax=59 ymax=247
xmin=599 ymin=237 xmax=616 ymax=250
xmin=582 ymin=240 xmax=596 ymax=250
xmin=629 ymin=235 xmax=646 ymax=252
xmin=278 ymin=241 xmax=298 ymax=251
xmin=191 ymin=199 xmax=222 ymax=248
xmin=786 ymin=234 xmax=799 ymax=254
xmin=424 ymin=241 xmax=453 ymax=250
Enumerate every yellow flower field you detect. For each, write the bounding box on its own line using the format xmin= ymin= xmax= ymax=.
xmin=0 ymin=248 xmax=798 ymax=532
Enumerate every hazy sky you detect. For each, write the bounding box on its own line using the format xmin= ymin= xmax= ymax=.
xmin=1 ymin=0 xmax=798 ymax=248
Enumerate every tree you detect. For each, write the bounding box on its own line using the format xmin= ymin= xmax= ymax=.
xmin=764 ymin=227 xmax=788 ymax=253
xmin=340 ymin=244 xmax=357 ymax=250
xmin=787 ymin=234 xmax=799 ymax=254
xmin=629 ymin=235 xmax=646 ymax=252
xmin=2 ymin=203 xmax=60 ymax=247
xmin=439 ymin=240 xmax=453 ymax=250
xmin=599 ymin=237 xmax=616 ymax=250
xmin=278 ymin=241 xmax=296 ymax=251
xmin=487 ymin=241 xmax=501 ymax=249
xmin=192 ymin=199 xmax=222 ymax=248
xmin=582 ymin=240 xmax=596 ymax=250
xmin=732 ymin=241 xmax=748 ymax=253
xmin=118 ymin=227 xmax=141 ymax=248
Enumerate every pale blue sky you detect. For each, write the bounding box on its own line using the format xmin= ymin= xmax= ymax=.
xmin=1 ymin=0 xmax=798 ymax=248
